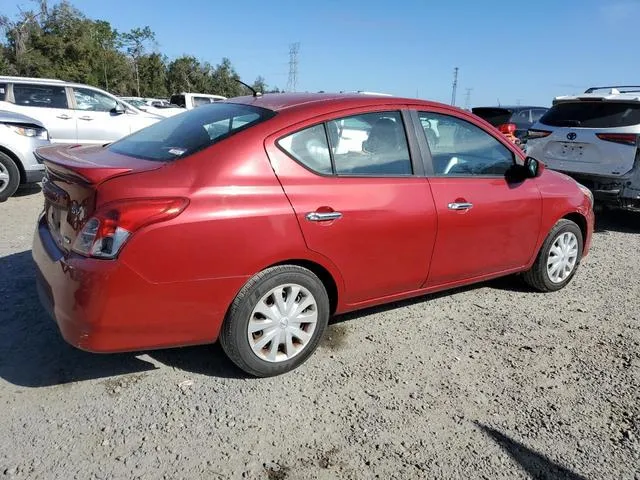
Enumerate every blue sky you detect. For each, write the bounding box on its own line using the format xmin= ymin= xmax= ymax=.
xmin=2 ymin=0 xmax=640 ymax=106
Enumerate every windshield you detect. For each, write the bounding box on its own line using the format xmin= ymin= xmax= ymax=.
xmin=108 ymin=103 xmax=276 ymax=161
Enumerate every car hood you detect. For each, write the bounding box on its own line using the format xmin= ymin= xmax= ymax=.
xmin=0 ymin=109 xmax=45 ymax=127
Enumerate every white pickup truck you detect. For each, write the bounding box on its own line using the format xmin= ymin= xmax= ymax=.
xmin=169 ymin=92 xmax=227 ymax=110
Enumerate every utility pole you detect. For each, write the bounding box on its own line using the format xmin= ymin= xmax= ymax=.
xmin=464 ymin=88 xmax=473 ymax=110
xmin=287 ymin=42 xmax=300 ymax=92
xmin=451 ymin=67 xmax=459 ymax=106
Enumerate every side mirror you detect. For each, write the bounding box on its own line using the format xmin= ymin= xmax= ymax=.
xmin=111 ymin=103 xmax=125 ymax=115
xmin=505 ymin=157 xmax=545 ymax=183
xmin=524 ymin=156 xmax=544 ymax=178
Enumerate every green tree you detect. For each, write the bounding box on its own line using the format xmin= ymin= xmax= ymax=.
xmin=120 ymin=26 xmax=154 ymax=96
xmin=138 ymin=53 xmax=167 ymax=97
xmin=211 ymin=57 xmax=242 ymax=97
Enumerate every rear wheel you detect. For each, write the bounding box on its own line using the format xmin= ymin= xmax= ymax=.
xmin=523 ymin=219 xmax=583 ymax=292
xmin=0 ymin=152 xmax=20 ymax=202
xmin=219 ymin=265 xmax=330 ymax=377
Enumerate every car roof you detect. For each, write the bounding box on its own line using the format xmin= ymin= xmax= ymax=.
xmin=226 ymin=92 xmax=449 ymax=113
xmin=554 ymin=91 xmax=640 ymax=104
xmin=0 ymin=75 xmax=113 ymax=92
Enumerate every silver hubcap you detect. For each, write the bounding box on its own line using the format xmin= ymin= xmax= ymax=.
xmin=248 ymin=284 xmax=318 ymax=363
xmin=0 ymin=163 xmax=9 ymax=193
xmin=547 ymin=232 xmax=578 ymax=283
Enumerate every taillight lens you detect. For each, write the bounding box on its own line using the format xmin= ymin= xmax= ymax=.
xmin=72 ymin=198 xmax=189 ymax=259
xmin=527 ymin=129 xmax=552 ymax=139
xmin=595 ymin=133 xmax=639 ymax=146
xmin=498 ymin=123 xmax=517 ymax=134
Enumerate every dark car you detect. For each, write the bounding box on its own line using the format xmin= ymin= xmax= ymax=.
xmin=472 ymin=106 xmax=548 ymax=143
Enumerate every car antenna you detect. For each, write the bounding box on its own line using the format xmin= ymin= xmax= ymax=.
xmin=235 ymin=78 xmax=262 ymax=97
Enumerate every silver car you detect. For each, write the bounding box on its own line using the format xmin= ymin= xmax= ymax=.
xmin=0 ymin=109 xmax=50 ymax=201
xmin=526 ymin=85 xmax=640 ymax=211
xmin=0 ymin=76 xmax=161 ymax=145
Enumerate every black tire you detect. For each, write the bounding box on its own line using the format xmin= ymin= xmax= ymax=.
xmin=219 ymin=265 xmax=330 ymax=377
xmin=0 ymin=152 xmax=20 ymax=202
xmin=523 ymin=219 xmax=584 ymax=292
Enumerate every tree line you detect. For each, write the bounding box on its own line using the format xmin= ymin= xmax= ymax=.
xmin=0 ymin=0 xmax=280 ymax=99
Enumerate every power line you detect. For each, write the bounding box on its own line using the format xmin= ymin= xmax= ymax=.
xmin=451 ymin=67 xmax=459 ymax=106
xmin=287 ymin=42 xmax=300 ymax=92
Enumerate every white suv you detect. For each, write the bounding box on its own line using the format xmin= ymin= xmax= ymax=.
xmin=0 ymin=76 xmax=162 ymax=145
xmin=526 ymin=85 xmax=640 ymax=211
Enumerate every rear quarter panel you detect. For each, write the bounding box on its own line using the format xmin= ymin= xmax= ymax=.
xmin=96 ymin=128 xmax=346 ymax=315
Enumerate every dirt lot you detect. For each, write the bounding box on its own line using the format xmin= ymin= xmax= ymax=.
xmin=0 ymin=187 xmax=638 ymax=480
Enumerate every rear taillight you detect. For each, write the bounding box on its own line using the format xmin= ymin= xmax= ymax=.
xmin=72 ymin=197 xmax=189 ymax=259
xmin=527 ymin=129 xmax=552 ymax=139
xmin=498 ymin=123 xmax=517 ymax=135
xmin=595 ymin=133 xmax=639 ymax=146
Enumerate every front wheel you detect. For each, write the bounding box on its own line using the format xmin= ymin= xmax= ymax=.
xmin=219 ymin=265 xmax=330 ymax=377
xmin=523 ymin=219 xmax=584 ymax=292
xmin=0 ymin=152 xmax=20 ymax=202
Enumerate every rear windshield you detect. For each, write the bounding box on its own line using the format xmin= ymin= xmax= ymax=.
xmin=169 ymin=94 xmax=186 ymax=108
xmin=108 ymin=103 xmax=275 ymax=161
xmin=540 ymin=101 xmax=640 ymax=128
xmin=471 ymin=108 xmax=513 ymax=127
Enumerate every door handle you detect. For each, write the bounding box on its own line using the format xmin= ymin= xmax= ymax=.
xmin=448 ymin=202 xmax=473 ymax=210
xmin=56 ymin=114 xmax=72 ymax=120
xmin=306 ymin=211 xmax=343 ymax=222
xmin=78 ymin=116 xmax=94 ymax=121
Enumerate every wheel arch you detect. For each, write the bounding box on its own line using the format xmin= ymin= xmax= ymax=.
xmin=268 ymin=259 xmax=340 ymax=315
xmin=562 ymin=211 xmax=588 ymax=253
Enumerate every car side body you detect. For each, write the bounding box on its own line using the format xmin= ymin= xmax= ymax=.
xmin=0 ymin=76 xmax=161 ymax=145
xmin=32 ymin=93 xmax=594 ymax=375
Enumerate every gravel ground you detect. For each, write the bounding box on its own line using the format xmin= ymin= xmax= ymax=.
xmin=0 ymin=187 xmax=639 ymax=480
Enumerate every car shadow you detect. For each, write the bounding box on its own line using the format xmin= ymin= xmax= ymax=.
xmin=475 ymin=422 xmax=588 ymax=480
xmin=14 ymin=183 xmax=42 ymax=197
xmin=0 ymin=250 xmax=243 ymax=388
xmin=0 ymin=248 xmax=561 ymax=388
xmin=594 ymin=208 xmax=640 ymax=234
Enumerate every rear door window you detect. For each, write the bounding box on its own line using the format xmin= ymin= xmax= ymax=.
xmin=328 ymin=112 xmax=412 ymax=175
xmin=278 ymin=111 xmax=413 ymax=176
xmin=108 ymin=103 xmax=275 ymax=161
xmin=540 ymin=102 xmax=640 ymax=128
xmin=73 ymin=88 xmax=118 ymax=112
xmin=0 ymin=83 xmax=6 ymax=100
xmin=13 ymin=84 xmax=68 ymax=109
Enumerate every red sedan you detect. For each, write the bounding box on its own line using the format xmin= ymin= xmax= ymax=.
xmin=32 ymin=93 xmax=594 ymax=377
